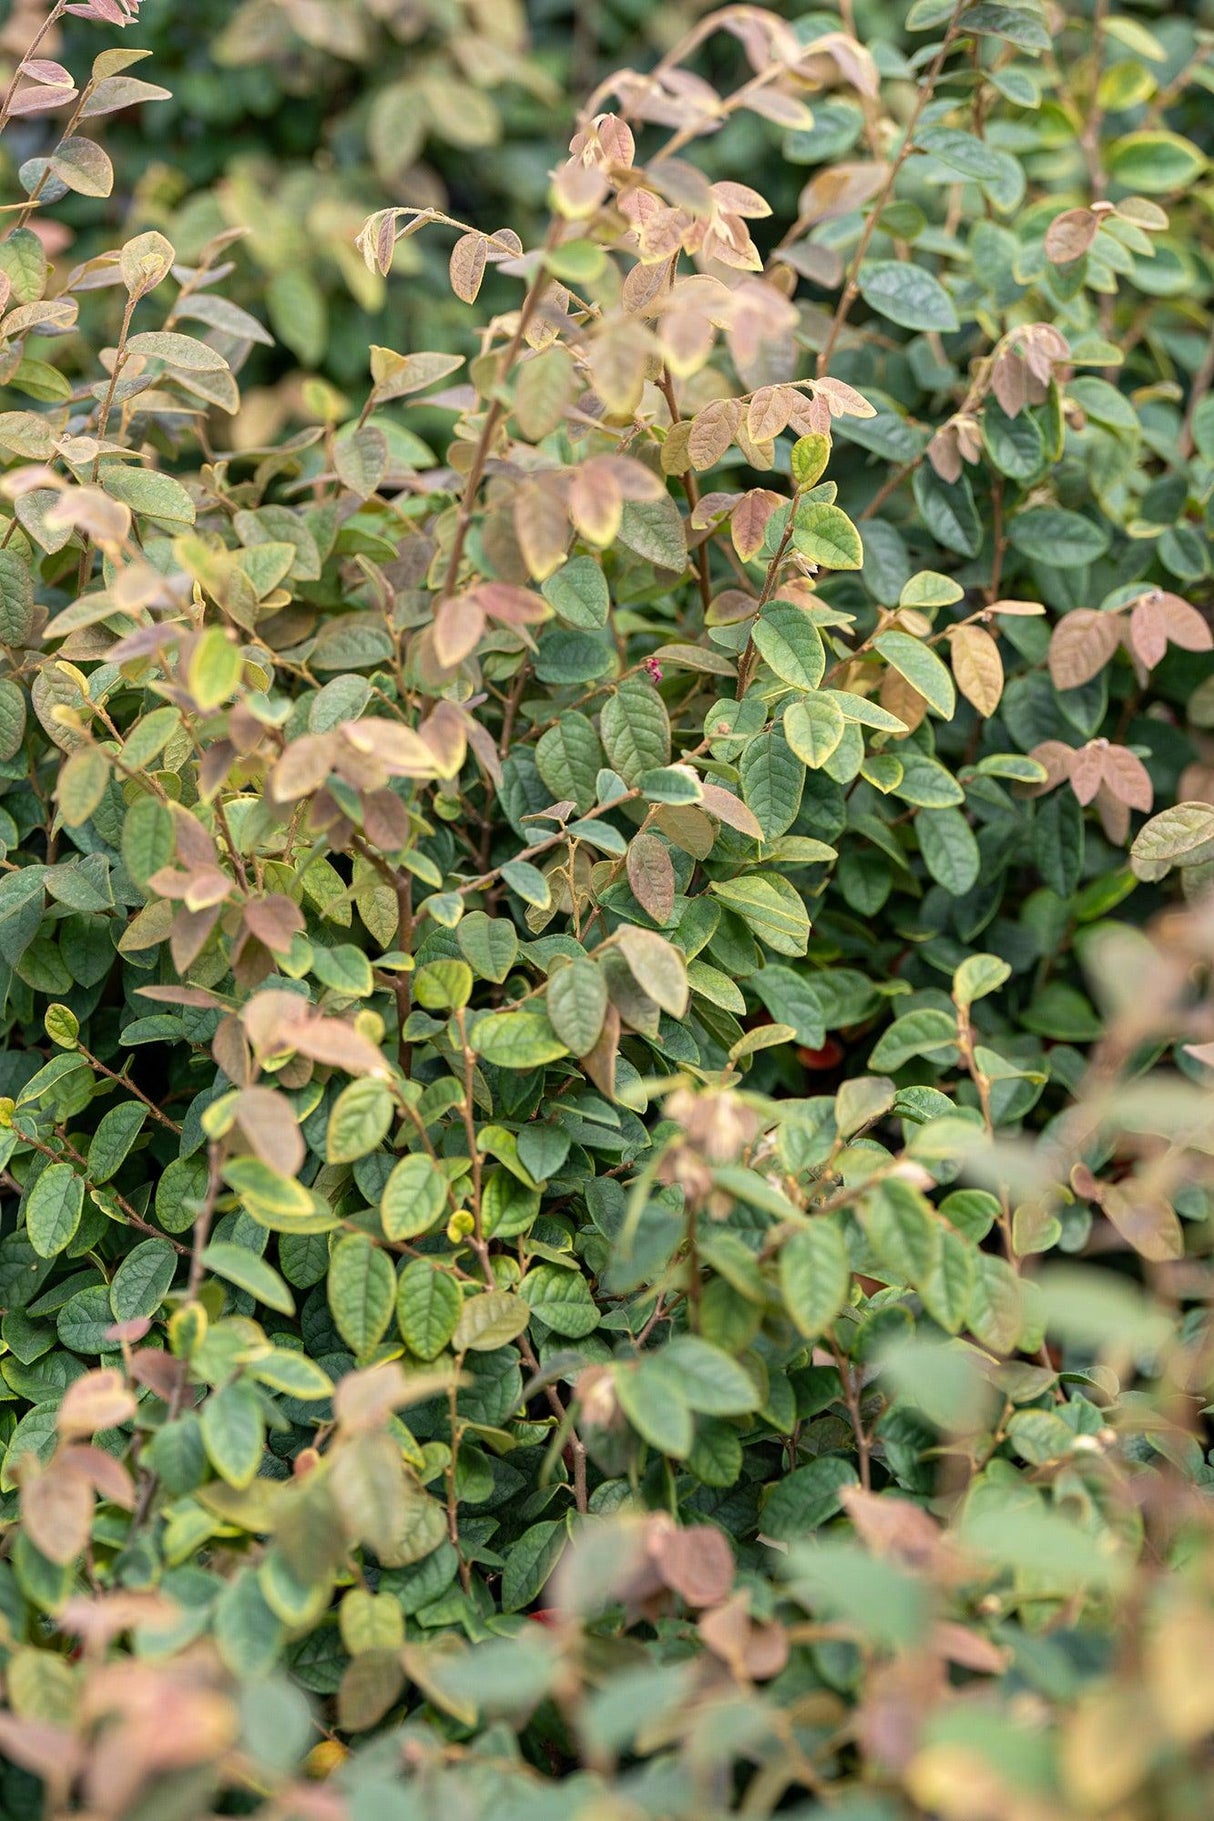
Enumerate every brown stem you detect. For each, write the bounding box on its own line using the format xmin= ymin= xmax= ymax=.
xmin=439 ymin=219 xmax=563 ymax=604
xmin=129 ymin=1143 xmax=223 ymax=1531
xmin=76 ymin=1046 xmax=182 ymax=1134
xmin=0 ymin=2 xmax=67 ymax=138
xmin=814 ymin=1 xmax=969 ymax=378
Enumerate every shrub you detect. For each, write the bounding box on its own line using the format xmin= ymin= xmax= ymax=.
xmin=1 ymin=2 xmax=1214 ymax=1818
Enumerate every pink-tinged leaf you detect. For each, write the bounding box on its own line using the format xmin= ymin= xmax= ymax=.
xmin=433 ymin=594 xmax=485 ymax=668
xmin=8 ymin=85 xmax=78 ymax=116
xmin=1069 ymin=743 xmax=1106 ymax=806
xmin=1048 ymin=609 xmax=1122 ymax=690
xmin=1102 ymin=744 xmax=1153 ymax=812
xmin=1158 ymin=591 xmax=1212 ymax=652
xmin=731 ymin=489 xmax=780 ymax=563
xmin=811 ymin=375 xmax=876 ymax=419
xmin=1028 ymin=741 xmax=1079 ymax=792
xmin=243 ymin=893 xmax=305 ymax=956
xmin=1129 ymin=595 xmax=1168 ymax=669
xmin=700 ymin=782 xmax=763 ymax=840
xmin=449 ymin=233 xmax=487 ymax=304
xmin=626 ymin=832 xmax=676 ymax=925
xmin=1045 ymin=207 xmax=1099 ymax=264
xmin=687 ymin=399 xmax=740 ymax=471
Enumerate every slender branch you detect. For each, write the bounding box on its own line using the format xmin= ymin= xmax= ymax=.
xmin=814 ymin=1 xmax=969 ymax=378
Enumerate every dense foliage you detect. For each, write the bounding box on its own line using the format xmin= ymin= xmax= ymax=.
xmin=2 ymin=1 xmax=1214 ymax=1817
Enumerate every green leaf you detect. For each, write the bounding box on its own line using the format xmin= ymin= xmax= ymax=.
xmin=543 ymin=556 xmax=609 ymax=629
xmin=56 ymin=747 xmax=109 ymax=828
xmin=614 ymin=925 xmax=689 ymax=1017
xmin=380 ymin=1153 xmax=448 ymax=1242
xmin=740 ymin=729 xmax=805 ymax=839
xmin=1106 ymin=131 xmax=1206 ymax=194
xmin=917 ymin=806 xmax=980 ymax=895
xmin=202 ymin=1381 xmax=266 ymax=1490
xmin=500 ymin=1520 xmax=567 ymax=1613
xmin=615 ymin=1357 xmax=693 ymax=1458
xmin=110 ymin=1237 xmax=177 ymax=1320
xmin=661 ymin=1335 xmax=759 ymax=1415
xmin=25 ymin=1164 xmax=84 ymax=1260
xmin=953 ymin=952 xmax=1011 ymax=1007
xmin=861 ymin=1179 xmax=936 ymax=1284
xmin=791 ymin=500 xmax=864 ymax=570
xmin=536 ymin=712 xmax=602 ymax=813
xmin=857 ymin=260 xmax=959 ymax=332
xmin=457 ymin=913 xmax=518 ymax=983
xmin=920 ymin=1226 xmax=975 ymax=1333
xmin=1008 ymin=508 xmax=1110 ymax=568
xmin=709 ymin=874 xmax=811 ymax=957
xmin=873 ymin=630 xmax=956 ymax=718
xmin=761 ymin=1456 xmax=859 ymax=1539
xmin=202 ymin=1242 xmax=295 ymax=1315
xmin=784 ymin=695 xmax=845 ymax=768
xmin=547 ymin=958 xmax=608 ymax=1055
xmin=327 ymin=1078 xmax=394 ymax=1164
xmin=599 ymin=679 xmax=670 ymax=783
xmin=752 ymin=602 xmax=826 ymax=688
xmin=780 ymin=1217 xmax=851 ymax=1340
xmin=472 ymin=1010 xmax=568 ymax=1069
xmin=0 ymin=550 xmax=35 ymax=644
xmin=452 ymin=1290 xmax=531 ymax=1352
xmin=86 ymin=1102 xmax=147 ymax=1184
xmin=397 ymin=1258 xmax=461 ymax=1360
xmin=913 ymin=467 xmax=982 ymax=558
xmin=327 ymin=1234 xmax=395 ymax=1355
xmin=519 ymin=1263 xmax=600 ymax=1338
xmin=869 ymin=1007 xmax=959 ymax=1071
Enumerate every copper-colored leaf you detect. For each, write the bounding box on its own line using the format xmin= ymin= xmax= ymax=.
xmin=1129 ymin=595 xmax=1168 ymax=669
xmin=626 ymin=831 xmax=676 ymax=924
xmin=950 ymin=624 xmax=1004 ymax=718
xmin=233 ymin=1083 xmax=306 ymax=1177
xmin=1069 ymin=741 xmax=1106 ymax=806
xmin=731 ymin=488 xmax=780 ymax=563
xmin=22 ymin=1461 xmax=94 ymax=1564
xmin=1045 ymin=207 xmax=1099 ymax=264
xmin=1158 ymin=591 xmax=1213 ymax=652
xmin=449 ymin=232 xmax=487 ymax=305
xmin=651 ymin=1519 xmax=735 ymax=1608
xmin=1102 ymin=743 xmax=1153 ymax=811
xmin=433 ymin=593 xmax=486 ymax=668
xmin=700 ymin=782 xmax=762 ymax=840
xmin=58 ymin=1368 xmax=137 ymax=1439
xmin=1103 ymin=1182 xmax=1183 ymax=1262
xmin=687 ymin=398 xmax=740 ymax=471
xmin=1048 ymin=609 xmax=1122 ymax=690
xmin=244 ymin=893 xmax=305 ymax=956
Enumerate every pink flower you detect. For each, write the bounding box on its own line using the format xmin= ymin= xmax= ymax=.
xmin=643 ymin=656 xmax=664 ymax=684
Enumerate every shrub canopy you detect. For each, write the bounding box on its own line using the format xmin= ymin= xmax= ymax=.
xmin=1 ymin=2 xmax=1214 ymax=1818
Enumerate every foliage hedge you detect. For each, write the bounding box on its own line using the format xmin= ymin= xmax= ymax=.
xmin=2 ymin=2 xmax=1214 ymax=1817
